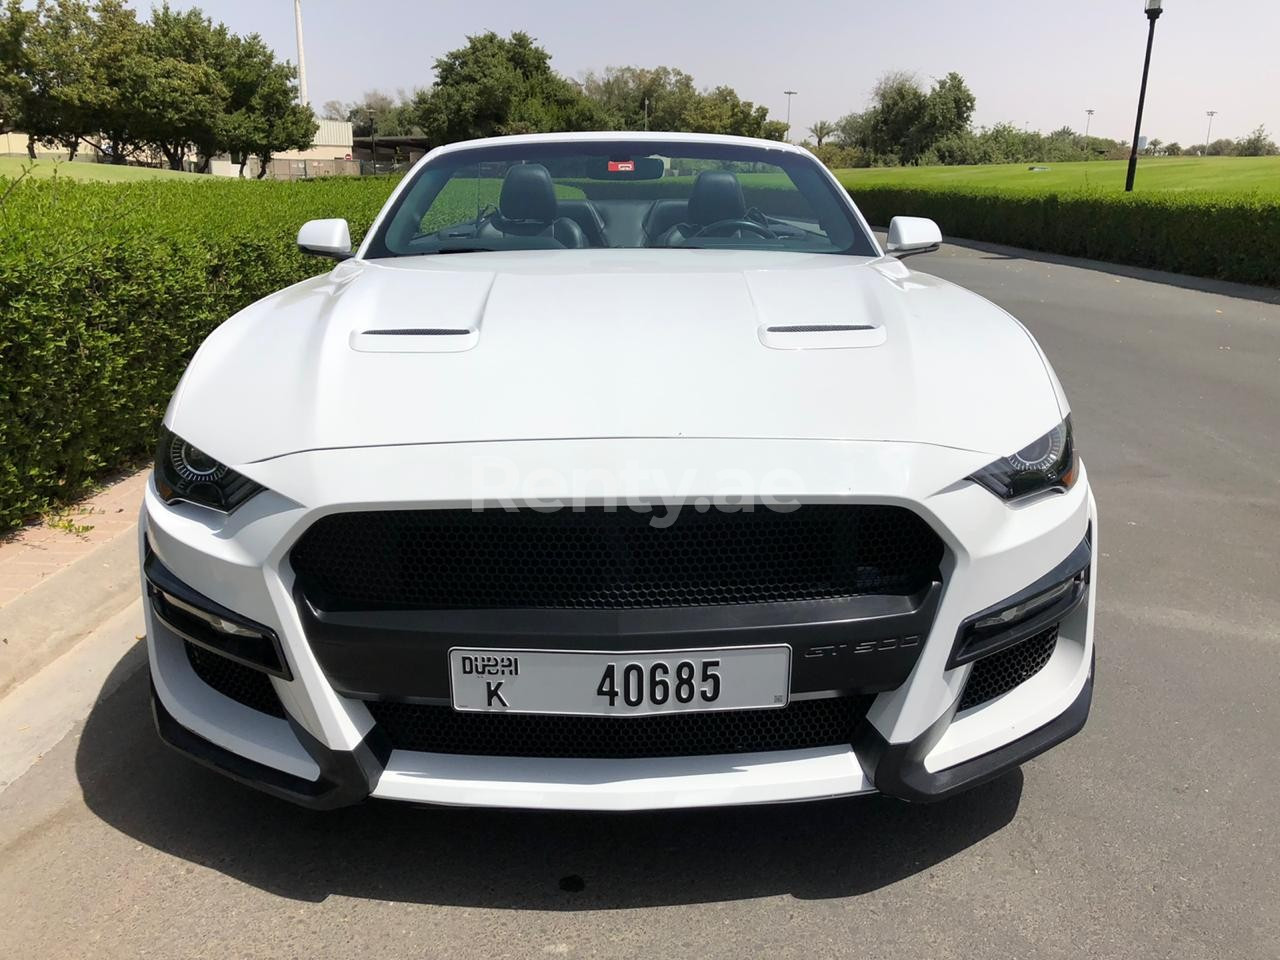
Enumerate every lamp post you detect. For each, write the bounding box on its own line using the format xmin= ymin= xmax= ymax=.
xmin=1203 ymin=109 xmax=1216 ymax=155
xmin=360 ymin=106 xmax=378 ymax=174
xmin=783 ymin=90 xmax=797 ymax=141
xmin=1124 ymin=0 xmax=1163 ymax=191
xmin=1084 ymin=108 xmax=1094 ymax=160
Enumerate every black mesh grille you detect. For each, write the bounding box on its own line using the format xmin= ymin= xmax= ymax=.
xmin=290 ymin=505 xmax=942 ymax=611
xmin=366 ymin=696 xmax=869 ymax=759
xmin=959 ymin=626 xmax=1059 ymax=712
xmin=184 ymin=641 xmax=285 ymax=719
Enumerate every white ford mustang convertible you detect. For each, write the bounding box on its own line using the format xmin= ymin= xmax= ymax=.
xmin=143 ymin=132 xmax=1096 ymax=810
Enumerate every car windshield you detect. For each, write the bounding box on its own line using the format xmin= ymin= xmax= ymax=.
xmin=364 ymin=139 xmax=877 ymax=258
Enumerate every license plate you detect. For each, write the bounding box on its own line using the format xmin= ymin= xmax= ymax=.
xmin=449 ymin=646 xmax=791 ymax=717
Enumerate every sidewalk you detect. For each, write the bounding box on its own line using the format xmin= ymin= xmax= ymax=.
xmin=0 ymin=469 xmax=148 ymax=608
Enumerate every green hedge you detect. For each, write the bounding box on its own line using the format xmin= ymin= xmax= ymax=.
xmin=841 ymin=182 xmax=1280 ymax=288
xmin=0 ymin=176 xmax=396 ymax=531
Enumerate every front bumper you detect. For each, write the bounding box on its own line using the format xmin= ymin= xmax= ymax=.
xmin=143 ymin=438 xmax=1098 ymax=811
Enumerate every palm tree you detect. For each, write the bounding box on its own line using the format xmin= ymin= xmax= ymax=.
xmin=808 ymin=120 xmax=835 ymax=147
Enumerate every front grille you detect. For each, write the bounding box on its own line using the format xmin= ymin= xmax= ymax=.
xmin=184 ymin=641 xmax=286 ymax=719
xmin=290 ymin=505 xmax=943 ymax=611
xmin=958 ymin=626 xmax=1059 ymax=711
xmin=366 ymin=696 xmax=870 ymax=759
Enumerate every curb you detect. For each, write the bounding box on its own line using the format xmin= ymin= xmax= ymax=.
xmin=0 ymin=523 xmax=140 ymax=699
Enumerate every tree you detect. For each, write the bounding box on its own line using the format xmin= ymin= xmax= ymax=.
xmin=1144 ymin=137 xmax=1163 ymax=156
xmin=320 ymin=98 xmax=346 ymax=121
xmin=579 ymin=63 xmax=783 ymax=139
xmin=832 ymin=111 xmax=867 ymax=149
xmin=412 ymin=31 xmax=609 ymax=143
xmin=808 ymin=119 xmax=835 ymax=146
xmin=344 ymin=89 xmax=394 ymax=135
xmin=860 ymin=71 xmax=928 ymax=161
xmin=914 ymin=72 xmax=974 ymax=153
xmin=0 ymin=1 xmax=34 ymax=133
xmin=137 ymin=5 xmax=228 ymax=170
xmin=215 ymin=34 xmax=314 ymax=177
xmin=79 ymin=0 xmax=152 ymax=163
xmin=580 ymin=65 xmax=699 ymax=131
xmin=1236 ymin=125 xmax=1278 ymax=156
xmin=832 ymin=70 xmax=975 ymax=164
xmin=680 ymin=85 xmax=782 ymax=139
xmin=15 ymin=0 xmax=102 ymax=160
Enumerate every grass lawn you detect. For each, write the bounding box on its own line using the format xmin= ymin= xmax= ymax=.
xmin=0 ymin=155 xmax=202 ymax=183
xmin=833 ymin=155 xmax=1280 ymax=195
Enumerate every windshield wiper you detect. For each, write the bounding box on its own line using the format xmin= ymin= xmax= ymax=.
xmin=429 ymin=246 xmax=498 ymax=255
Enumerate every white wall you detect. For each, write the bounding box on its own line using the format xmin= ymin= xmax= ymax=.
xmin=0 ymin=131 xmax=68 ymax=157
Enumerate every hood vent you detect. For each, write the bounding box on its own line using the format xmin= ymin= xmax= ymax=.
xmin=758 ymin=322 xmax=886 ymax=351
xmin=766 ymin=324 xmax=874 ymax=334
xmin=350 ymin=326 xmax=479 ymax=354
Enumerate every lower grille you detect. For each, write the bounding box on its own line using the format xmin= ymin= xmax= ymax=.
xmin=959 ymin=625 xmax=1059 ymax=711
xmin=184 ymin=641 xmax=285 ymax=719
xmin=366 ymin=696 xmax=869 ymax=759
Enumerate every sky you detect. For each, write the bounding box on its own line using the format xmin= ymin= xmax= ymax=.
xmin=128 ymin=0 xmax=1280 ymax=147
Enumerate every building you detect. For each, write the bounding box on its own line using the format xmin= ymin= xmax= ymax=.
xmin=208 ymin=118 xmax=357 ymax=179
xmin=0 ymin=131 xmax=69 ymax=158
xmin=279 ymin=118 xmax=355 ymax=164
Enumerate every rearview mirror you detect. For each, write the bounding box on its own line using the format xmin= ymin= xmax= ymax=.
xmin=297 ymin=218 xmax=352 ymax=260
xmin=885 ymin=216 xmax=942 ymax=259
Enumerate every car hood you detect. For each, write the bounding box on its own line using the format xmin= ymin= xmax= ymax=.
xmin=168 ymin=249 xmax=1064 ymax=465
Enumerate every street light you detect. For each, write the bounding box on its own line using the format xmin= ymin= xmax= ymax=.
xmin=1203 ymin=110 xmax=1216 ymax=156
xmin=1124 ymin=0 xmax=1164 ymax=191
xmin=783 ymin=90 xmax=797 ymax=140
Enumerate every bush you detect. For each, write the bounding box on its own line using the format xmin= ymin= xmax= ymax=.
xmin=0 ymin=174 xmax=396 ymax=531
xmin=805 ymin=142 xmax=864 ymax=169
xmin=842 ymin=181 xmax=1280 ymax=288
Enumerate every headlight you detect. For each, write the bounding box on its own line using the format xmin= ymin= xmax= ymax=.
xmin=969 ymin=417 xmax=1077 ymax=501
xmin=154 ymin=426 xmax=263 ymax=512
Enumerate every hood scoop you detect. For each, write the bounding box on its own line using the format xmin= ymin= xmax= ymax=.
xmin=758 ymin=322 xmax=886 ymax=350
xmin=350 ymin=326 xmax=479 ymax=353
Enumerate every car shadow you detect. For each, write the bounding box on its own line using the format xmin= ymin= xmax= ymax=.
xmin=77 ymin=663 xmax=1023 ymax=909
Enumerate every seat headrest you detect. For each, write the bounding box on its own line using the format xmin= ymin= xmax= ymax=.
xmin=688 ymin=170 xmax=746 ymax=226
xmin=499 ymin=164 xmax=558 ymax=222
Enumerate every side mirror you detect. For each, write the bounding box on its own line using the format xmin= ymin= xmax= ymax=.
xmin=297 ymin=218 xmax=352 ymax=260
xmin=885 ymin=216 xmax=942 ymax=259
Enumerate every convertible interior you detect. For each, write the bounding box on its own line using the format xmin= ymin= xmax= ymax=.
xmin=430 ymin=163 xmax=822 ymax=251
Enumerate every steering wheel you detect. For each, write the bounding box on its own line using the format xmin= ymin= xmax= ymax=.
xmin=690 ymin=218 xmax=777 ymax=240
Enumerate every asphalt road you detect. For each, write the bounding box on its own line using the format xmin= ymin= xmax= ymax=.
xmin=3 ymin=243 xmax=1279 ymax=960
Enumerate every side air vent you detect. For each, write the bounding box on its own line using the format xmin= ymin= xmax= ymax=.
xmin=958 ymin=625 xmax=1058 ymax=711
